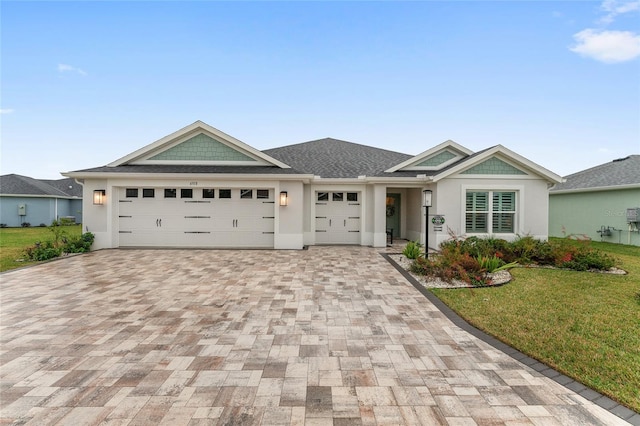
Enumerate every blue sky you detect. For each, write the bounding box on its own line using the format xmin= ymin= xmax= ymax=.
xmin=2 ymin=1 xmax=639 ymax=180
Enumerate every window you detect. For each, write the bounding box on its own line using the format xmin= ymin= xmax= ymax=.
xmin=257 ymin=189 xmax=269 ymax=199
xmin=219 ymin=189 xmax=231 ymax=199
xmin=181 ymin=189 xmax=193 ymax=198
xmin=492 ymin=192 xmax=516 ymax=233
xmin=332 ymin=192 xmax=344 ymax=202
xmin=202 ymin=189 xmax=215 ymax=199
xmin=347 ymin=192 xmax=358 ymax=202
xmin=126 ymin=188 xmax=138 ymax=198
xmin=164 ymin=189 xmax=177 ymax=198
xmin=317 ymin=192 xmax=328 ymax=201
xmin=240 ymin=189 xmax=253 ymax=199
xmin=142 ymin=188 xmax=155 ymax=198
xmin=466 ymin=191 xmax=516 ymax=233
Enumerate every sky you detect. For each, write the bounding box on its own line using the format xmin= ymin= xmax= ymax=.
xmin=1 ymin=1 xmax=639 ymax=180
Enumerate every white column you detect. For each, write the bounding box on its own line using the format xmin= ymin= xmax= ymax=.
xmin=373 ymin=184 xmax=387 ymax=247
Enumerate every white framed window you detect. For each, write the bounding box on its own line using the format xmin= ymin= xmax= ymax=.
xmin=466 ymin=190 xmax=516 ymax=233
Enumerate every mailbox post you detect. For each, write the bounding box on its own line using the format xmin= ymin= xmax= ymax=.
xmin=423 ymin=190 xmax=432 ymax=258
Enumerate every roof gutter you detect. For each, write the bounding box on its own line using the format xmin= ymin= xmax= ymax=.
xmin=62 ymin=171 xmax=316 ymax=184
xmin=550 ymin=183 xmax=640 ymax=194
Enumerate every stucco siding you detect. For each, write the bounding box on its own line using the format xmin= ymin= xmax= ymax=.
xmin=434 ymin=177 xmax=550 ymax=247
xmin=0 ymin=197 xmax=80 ymax=227
xmin=549 ymin=188 xmax=640 ymax=246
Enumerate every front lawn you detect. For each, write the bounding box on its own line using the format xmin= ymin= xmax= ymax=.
xmin=0 ymin=225 xmax=82 ymax=272
xmin=431 ymin=240 xmax=640 ymax=412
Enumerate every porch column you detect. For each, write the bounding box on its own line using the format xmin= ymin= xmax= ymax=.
xmin=373 ymin=184 xmax=387 ymax=247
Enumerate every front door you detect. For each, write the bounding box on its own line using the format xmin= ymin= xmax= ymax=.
xmin=385 ymin=194 xmax=400 ymax=240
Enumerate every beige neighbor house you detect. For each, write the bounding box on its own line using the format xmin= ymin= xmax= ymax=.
xmin=63 ymin=121 xmax=563 ymax=251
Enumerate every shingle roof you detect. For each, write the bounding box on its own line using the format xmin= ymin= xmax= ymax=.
xmin=264 ymin=138 xmax=413 ymax=178
xmin=0 ymin=174 xmax=81 ymax=197
xmin=550 ymin=155 xmax=640 ymax=192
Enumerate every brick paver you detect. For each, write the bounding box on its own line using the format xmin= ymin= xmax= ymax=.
xmin=0 ymin=247 xmax=630 ymax=425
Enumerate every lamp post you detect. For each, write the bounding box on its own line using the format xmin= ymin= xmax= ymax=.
xmin=423 ymin=189 xmax=432 ymax=258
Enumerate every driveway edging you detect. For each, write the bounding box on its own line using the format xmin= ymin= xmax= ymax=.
xmin=381 ymin=252 xmax=640 ymax=425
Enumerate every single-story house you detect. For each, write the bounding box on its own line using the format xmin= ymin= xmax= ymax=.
xmin=549 ymin=155 xmax=640 ymax=246
xmin=63 ymin=121 xmax=563 ymax=250
xmin=0 ymin=174 xmax=83 ymax=227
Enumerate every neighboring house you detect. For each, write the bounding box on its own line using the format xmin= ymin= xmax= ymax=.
xmin=63 ymin=121 xmax=563 ymax=250
xmin=0 ymin=174 xmax=83 ymax=227
xmin=549 ymin=155 xmax=640 ymax=246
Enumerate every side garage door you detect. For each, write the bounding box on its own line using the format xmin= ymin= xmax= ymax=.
xmin=118 ymin=187 xmax=274 ymax=248
xmin=315 ymin=191 xmax=361 ymax=244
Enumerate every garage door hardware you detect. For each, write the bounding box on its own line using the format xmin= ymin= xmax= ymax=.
xmin=119 ymin=200 xmax=133 ymax=203
xmin=184 ymin=200 xmax=211 ymax=203
xmin=184 ymin=231 xmax=211 ymax=234
xmin=119 ymin=215 xmax=132 ymax=218
xmin=156 ymin=219 xmax=162 ymax=227
xmin=184 ymin=216 xmax=211 ymax=219
xmin=263 ymin=216 xmax=275 ymax=219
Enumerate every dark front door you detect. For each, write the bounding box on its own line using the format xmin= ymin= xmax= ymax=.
xmin=385 ymin=194 xmax=400 ymax=240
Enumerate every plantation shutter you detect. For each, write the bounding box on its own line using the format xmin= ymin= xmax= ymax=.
xmin=465 ymin=192 xmax=488 ymax=232
xmin=492 ymin=192 xmax=515 ymax=233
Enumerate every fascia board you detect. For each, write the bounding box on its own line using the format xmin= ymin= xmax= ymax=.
xmin=432 ymin=145 xmax=564 ymax=184
xmin=0 ymin=194 xmax=80 ymax=199
xmin=62 ymin=171 xmax=314 ymax=182
xmin=107 ymin=121 xmax=291 ymax=169
xmin=309 ymin=176 xmax=432 ymax=185
xmin=550 ymin=183 xmax=640 ymax=194
xmin=385 ymin=140 xmax=473 ymax=173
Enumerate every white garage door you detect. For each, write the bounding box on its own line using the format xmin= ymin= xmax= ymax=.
xmin=315 ymin=191 xmax=361 ymax=244
xmin=118 ymin=187 xmax=275 ymax=248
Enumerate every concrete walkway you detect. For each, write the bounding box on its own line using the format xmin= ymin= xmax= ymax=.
xmin=0 ymin=247 xmax=632 ymax=425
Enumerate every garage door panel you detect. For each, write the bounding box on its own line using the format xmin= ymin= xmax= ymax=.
xmin=118 ymin=187 xmax=274 ymax=248
xmin=314 ymin=192 xmax=361 ymax=245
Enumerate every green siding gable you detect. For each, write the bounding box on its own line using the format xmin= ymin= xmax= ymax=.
xmin=414 ymin=150 xmax=457 ymax=167
xmin=149 ymin=133 xmax=256 ymax=162
xmin=461 ymin=157 xmax=527 ymax=175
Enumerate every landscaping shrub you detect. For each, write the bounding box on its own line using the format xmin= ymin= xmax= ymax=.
xmin=63 ymin=232 xmax=95 ymax=254
xmin=408 ymin=235 xmax=618 ymax=286
xmin=21 ymin=222 xmax=31 ymax=228
xmin=24 ymin=241 xmax=62 ymax=261
xmin=411 ymin=246 xmax=488 ymax=286
xmin=402 ymin=240 xmax=423 ymax=259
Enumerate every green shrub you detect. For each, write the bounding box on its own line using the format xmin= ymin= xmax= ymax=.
xmin=559 ymin=246 xmax=616 ymax=271
xmin=411 ymin=245 xmax=488 ymax=286
xmin=24 ymin=241 xmax=62 ymax=261
xmin=402 ymin=240 xmax=423 ymax=259
xmin=63 ymin=232 xmax=95 ymax=253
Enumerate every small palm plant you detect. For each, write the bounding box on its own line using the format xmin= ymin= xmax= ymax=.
xmin=403 ymin=240 xmax=423 ymax=259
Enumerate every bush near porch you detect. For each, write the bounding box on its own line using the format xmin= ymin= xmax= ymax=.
xmin=431 ymin=240 xmax=640 ymax=413
xmin=408 ymin=236 xmax=618 ymax=286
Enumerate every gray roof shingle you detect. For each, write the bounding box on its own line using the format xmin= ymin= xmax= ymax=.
xmin=264 ymin=138 xmax=413 ymax=178
xmin=550 ymin=155 xmax=640 ymax=192
xmin=0 ymin=174 xmax=81 ymax=197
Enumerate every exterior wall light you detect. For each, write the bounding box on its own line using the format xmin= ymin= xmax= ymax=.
xmin=279 ymin=191 xmax=288 ymax=206
xmin=93 ymin=190 xmax=106 ymax=205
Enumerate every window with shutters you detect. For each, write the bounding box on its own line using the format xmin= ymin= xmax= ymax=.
xmin=466 ymin=191 xmax=516 ymax=234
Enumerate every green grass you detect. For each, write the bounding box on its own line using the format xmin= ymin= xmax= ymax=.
xmin=431 ymin=240 xmax=640 ymax=412
xmin=0 ymin=225 xmax=82 ymax=272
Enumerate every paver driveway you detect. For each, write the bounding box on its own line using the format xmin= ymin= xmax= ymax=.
xmin=0 ymin=247 xmax=629 ymax=425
